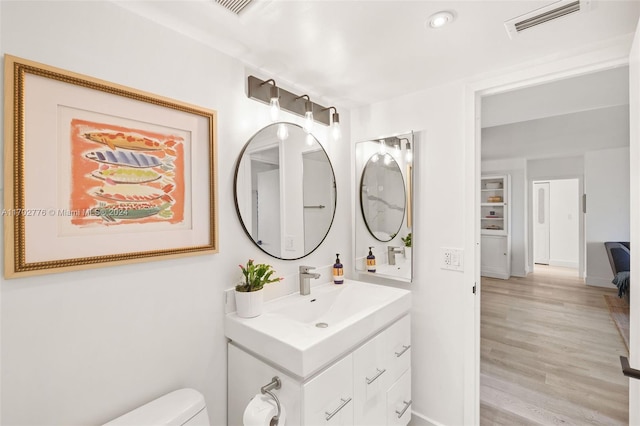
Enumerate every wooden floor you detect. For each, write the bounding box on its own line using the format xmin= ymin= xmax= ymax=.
xmin=480 ymin=265 xmax=629 ymax=425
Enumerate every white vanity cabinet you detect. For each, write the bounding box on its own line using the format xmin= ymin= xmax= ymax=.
xmin=303 ymin=354 xmax=354 ymax=425
xmin=353 ymin=314 xmax=411 ymax=426
xmin=387 ymin=370 xmax=412 ymax=426
xmin=228 ymin=314 xmax=411 ymax=426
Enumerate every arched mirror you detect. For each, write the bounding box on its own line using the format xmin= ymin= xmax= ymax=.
xmin=355 ymin=132 xmax=414 ymax=282
xmin=234 ymin=123 xmax=336 ymax=260
xmin=360 ymin=153 xmax=406 ymax=241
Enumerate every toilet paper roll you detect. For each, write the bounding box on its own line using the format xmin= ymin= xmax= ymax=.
xmin=243 ymin=394 xmax=286 ymax=426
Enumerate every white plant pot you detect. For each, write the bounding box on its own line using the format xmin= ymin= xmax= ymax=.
xmin=235 ymin=289 xmax=264 ymax=318
xmin=404 ymin=247 xmax=412 ymax=259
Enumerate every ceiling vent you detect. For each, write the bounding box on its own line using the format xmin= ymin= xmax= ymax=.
xmin=504 ymin=0 xmax=591 ymax=39
xmin=215 ymin=0 xmax=253 ymax=15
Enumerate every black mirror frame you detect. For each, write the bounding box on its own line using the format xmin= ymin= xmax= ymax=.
xmin=233 ymin=122 xmax=337 ymax=260
xmin=359 ymin=153 xmax=406 ymax=243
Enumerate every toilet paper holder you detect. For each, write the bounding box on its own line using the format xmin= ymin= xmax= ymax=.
xmin=261 ymin=376 xmax=282 ymax=425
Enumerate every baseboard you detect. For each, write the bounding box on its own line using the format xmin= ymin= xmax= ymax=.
xmin=409 ymin=410 xmax=445 ymax=426
xmin=481 ymin=270 xmax=510 ymax=279
xmin=585 ymin=276 xmax=616 ymax=288
xmin=549 ymin=259 xmax=578 ymax=269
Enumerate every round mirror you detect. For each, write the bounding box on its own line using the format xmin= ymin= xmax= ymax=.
xmin=234 ymin=123 xmax=337 ymax=260
xmin=360 ymin=153 xmax=406 ymax=242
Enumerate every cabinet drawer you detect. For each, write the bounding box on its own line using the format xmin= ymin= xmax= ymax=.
xmin=383 ymin=314 xmax=411 ymax=383
xmin=353 ymin=332 xmax=388 ymax=426
xmin=387 ymin=369 xmax=412 ymax=426
xmin=303 ymin=354 xmax=354 ymax=425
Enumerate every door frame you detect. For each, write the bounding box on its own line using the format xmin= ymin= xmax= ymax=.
xmin=464 ymin=54 xmax=631 ymax=423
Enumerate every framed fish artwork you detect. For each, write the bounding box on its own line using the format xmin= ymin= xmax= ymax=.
xmin=3 ymin=55 xmax=218 ymax=278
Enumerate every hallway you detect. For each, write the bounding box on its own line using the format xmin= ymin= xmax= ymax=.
xmin=480 ymin=266 xmax=629 ymax=425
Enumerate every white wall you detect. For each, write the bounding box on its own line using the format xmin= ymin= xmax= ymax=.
xmin=481 ymin=158 xmax=527 ymax=277
xmin=482 ymin=104 xmax=629 ymax=160
xmin=0 ymin=2 xmax=351 ymax=425
xmin=585 ymin=147 xmax=631 ymax=287
xmin=549 ymin=179 xmax=580 ymax=268
xmin=527 ymin=155 xmax=585 ymax=179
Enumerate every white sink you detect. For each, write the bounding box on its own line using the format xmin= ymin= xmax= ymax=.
xmin=224 ymin=279 xmax=411 ymax=378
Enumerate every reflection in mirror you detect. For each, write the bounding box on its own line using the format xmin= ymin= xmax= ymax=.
xmin=355 ymin=132 xmax=414 ymax=282
xmin=234 ymin=123 xmax=336 ymax=260
xmin=360 ymin=153 xmax=406 ymax=241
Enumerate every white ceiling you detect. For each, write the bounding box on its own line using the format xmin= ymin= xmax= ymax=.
xmin=114 ymin=0 xmax=640 ymax=108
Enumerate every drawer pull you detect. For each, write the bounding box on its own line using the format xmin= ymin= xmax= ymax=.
xmin=366 ymin=368 xmax=386 ymax=385
xmin=395 ymin=344 xmax=411 ymax=357
xmin=395 ymin=399 xmax=412 ymax=418
xmin=325 ymin=397 xmax=352 ymax=421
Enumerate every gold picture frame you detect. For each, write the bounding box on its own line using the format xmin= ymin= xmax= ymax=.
xmin=3 ymin=55 xmax=218 ymax=278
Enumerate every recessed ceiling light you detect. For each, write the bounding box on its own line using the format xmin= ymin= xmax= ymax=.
xmin=428 ymin=11 xmax=455 ymax=29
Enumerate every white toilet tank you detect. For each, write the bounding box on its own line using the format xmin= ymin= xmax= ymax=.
xmin=103 ymin=388 xmax=210 ymax=426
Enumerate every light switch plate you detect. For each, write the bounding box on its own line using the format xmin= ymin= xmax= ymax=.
xmin=284 ymin=235 xmax=295 ymax=251
xmin=224 ymin=288 xmax=236 ymax=314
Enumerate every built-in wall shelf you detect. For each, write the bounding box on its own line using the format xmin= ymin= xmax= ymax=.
xmin=481 ymin=175 xmax=511 ymax=279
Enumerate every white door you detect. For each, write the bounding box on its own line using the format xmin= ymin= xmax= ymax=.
xmin=257 ymin=168 xmax=281 ymax=257
xmin=533 ymin=182 xmax=550 ymax=264
xmin=628 ymin=17 xmax=640 ymax=424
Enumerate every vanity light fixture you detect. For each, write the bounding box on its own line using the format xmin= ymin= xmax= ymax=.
xmin=428 ymin=11 xmax=455 ymax=28
xmin=260 ymin=79 xmax=281 ymax=122
xmin=323 ymin=106 xmax=341 ymax=140
xmin=399 ymin=137 xmax=412 ymax=163
xmin=247 ymin=76 xmax=338 ymax=129
xmin=295 ymin=94 xmax=314 ymax=133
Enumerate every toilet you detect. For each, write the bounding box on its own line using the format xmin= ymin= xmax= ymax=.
xmin=103 ymin=388 xmax=210 ymax=426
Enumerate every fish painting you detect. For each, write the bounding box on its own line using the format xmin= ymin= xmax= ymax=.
xmin=90 ymin=183 xmax=174 ymax=203
xmin=83 ymin=132 xmax=178 ymax=156
xmin=91 ymin=167 xmax=162 ymax=184
xmin=94 ymin=202 xmax=173 ymax=222
xmin=85 ymin=150 xmax=163 ymax=168
xmin=70 ymin=117 xmax=185 ymax=227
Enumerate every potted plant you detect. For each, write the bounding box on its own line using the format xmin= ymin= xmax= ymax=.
xmin=401 ymin=233 xmax=412 ymax=259
xmin=235 ymin=259 xmax=282 ymax=318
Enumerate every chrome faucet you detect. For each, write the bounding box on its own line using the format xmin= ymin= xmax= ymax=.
xmin=299 ymin=265 xmax=321 ymax=296
xmin=388 ymin=246 xmax=405 ymax=265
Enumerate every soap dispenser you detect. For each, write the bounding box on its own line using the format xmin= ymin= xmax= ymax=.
xmin=333 ymin=253 xmax=344 ymax=284
xmin=366 ymin=247 xmax=376 ymax=273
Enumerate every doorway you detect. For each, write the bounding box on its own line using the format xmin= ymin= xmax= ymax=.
xmin=474 ymin=65 xmax=632 ymax=423
xmin=532 ymin=179 xmax=581 ymax=272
